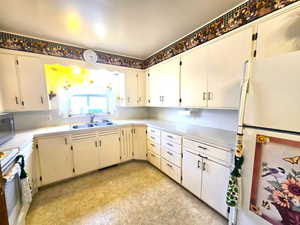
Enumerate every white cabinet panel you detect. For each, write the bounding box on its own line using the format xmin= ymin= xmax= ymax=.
xmin=133 ymin=126 xmax=147 ymax=160
xmin=17 ymin=56 xmax=49 ymax=111
xmin=161 ymin=57 xmax=181 ymax=107
xmin=182 ymin=149 xmax=202 ymax=198
xmin=147 ymin=151 xmax=160 ymax=169
xmin=256 ymin=7 xmax=300 ymax=59
xmin=148 ymin=65 xmax=163 ymax=106
xmin=37 ymin=136 xmax=73 ymax=185
xmin=120 ymin=127 xmax=133 ymax=162
xmin=137 ymin=71 xmax=146 ymax=106
xmin=124 ymin=70 xmax=138 ymax=106
xmin=147 ymin=140 xmax=161 ymax=156
xmin=0 ymin=54 xmax=21 ymax=111
xmin=181 ymin=47 xmax=208 ymax=107
xmin=161 ymin=158 xmax=181 ymax=183
xmin=206 ymin=28 xmax=253 ymax=108
xmin=161 ymin=147 xmax=181 ymax=167
xmin=99 ymin=132 xmax=120 ymax=168
xmin=201 ymin=159 xmax=230 ymax=218
xmin=72 ymin=137 xmax=99 ymax=175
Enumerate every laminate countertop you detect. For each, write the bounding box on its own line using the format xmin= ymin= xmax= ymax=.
xmin=0 ymin=120 xmax=236 ymax=152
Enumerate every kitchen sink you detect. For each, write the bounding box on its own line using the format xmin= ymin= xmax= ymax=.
xmin=72 ymin=120 xmax=115 ymax=130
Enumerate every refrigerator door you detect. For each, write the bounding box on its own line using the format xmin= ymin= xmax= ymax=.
xmin=244 ymin=51 xmax=300 ymax=133
xmin=238 ymin=127 xmax=300 ymax=225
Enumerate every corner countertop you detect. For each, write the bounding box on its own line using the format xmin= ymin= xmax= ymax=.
xmin=0 ymin=120 xmax=236 ymax=152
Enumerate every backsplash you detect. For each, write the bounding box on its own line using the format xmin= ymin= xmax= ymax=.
xmin=148 ymin=108 xmax=239 ymax=131
xmin=0 ymin=0 xmax=298 ymax=69
xmin=14 ymin=107 xmax=238 ymax=131
xmin=13 ymin=107 xmax=149 ymax=131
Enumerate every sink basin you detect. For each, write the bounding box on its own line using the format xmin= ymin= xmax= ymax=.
xmin=72 ymin=121 xmax=114 ymax=130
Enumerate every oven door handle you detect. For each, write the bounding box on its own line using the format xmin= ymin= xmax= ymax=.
xmin=3 ymin=163 xmax=20 ymax=183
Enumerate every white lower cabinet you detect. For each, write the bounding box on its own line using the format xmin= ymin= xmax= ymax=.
xmin=132 ymin=126 xmax=147 ymax=160
xmin=147 ymin=151 xmax=161 ymax=169
xmin=120 ymin=127 xmax=134 ymax=162
xmin=201 ymin=159 xmax=230 ymax=217
xmin=161 ymin=158 xmax=181 ymax=183
xmin=182 ymin=149 xmax=202 ymax=198
xmin=37 ymin=135 xmax=73 ymax=186
xmin=71 ymin=132 xmax=99 ymax=176
xmin=98 ymin=131 xmax=121 ymax=169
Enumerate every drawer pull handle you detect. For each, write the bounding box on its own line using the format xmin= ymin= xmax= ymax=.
xmin=150 ymin=143 xmax=155 ymax=147
xmin=197 ymin=160 xmax=201 ymax=168
xmin=167 ymin=151 xmax=173 ymax=156
xmin=167 ymin=163 xmax=173 ymax=168
xmin=151 ymin=130 xmax=155 ymax=133
xmin=167 ymin=143 xmax=173 ymax=147
xmin=198 ymin=146 xmax=207 ymax=150
xmin=151 ymin=136 xmax=155 ymax=140
xmin=151 ymin=153 xmax=156 ymax=157
xmin=167 ymin=135 xmax=173 ymax=139
xmin=202 ymin=162 xmax=206 ymax=171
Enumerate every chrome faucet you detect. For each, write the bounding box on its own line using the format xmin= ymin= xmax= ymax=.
xmin=89 ymin=113 xmax=96 ymax=124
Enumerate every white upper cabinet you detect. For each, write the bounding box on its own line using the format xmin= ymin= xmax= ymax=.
xmin=124 ymin=69 xmax=138 ymax=106
xmin=137 ymin=70 xmax=146 ymax=106
xmin=121 ymin=69 xmax=146 ymax=107
xmin=256 ymin=7 xmax=300 ymax=59
xmin=148 ymin=56 xmax=180 ymax=107
xmin=17 ymin=56 xmax=49 ymax=111
xmin=0 ymin=54 xmax=49 ymax=112
xmin=205 ymin=28 xmax=253 ymax=109
xmin=181 ymin=47 xmax=208 ymax=107
xmin=0 ymin=54 xmax=21 ymax=111
xmin=148 ymin=65 xmax=163 ymax=106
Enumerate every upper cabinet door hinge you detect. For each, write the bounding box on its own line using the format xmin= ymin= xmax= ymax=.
xmin=252 ymin=33 xmax=258 ymax=41
xmin=253 ymin=50 xmax=257 ymax=58
xmin=16 ymin=59 xmax=19 ymax=65
xmin=118 ymin=137 xmax=121 ymax=142
xmin=148 ymin=73 xmax=150 ymax=77
xmin=179 ymin=98 xmax=182 ymax=103
xmin=35 ymin=143 xmax=39 ymax=149
xmin=71 ymin=145 xmax=73 ymax=151
xmin=179 ymin=61 xmax=182 ymax=66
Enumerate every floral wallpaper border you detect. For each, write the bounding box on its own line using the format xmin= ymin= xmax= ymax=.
xmin=0 ymin=0 xmax=299 ymax=69
xmin=0 ymin=32 xmax=144 ymax=69
xmin=144 ymin=0 xmax=299 ymax=68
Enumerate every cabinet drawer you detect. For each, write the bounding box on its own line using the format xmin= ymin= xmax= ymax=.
xmin=147 ymin=134 xmax=160 ymax=145
xmin=205 ymin=146 xmax=232 ymax=166
xmin=161 ymin=139 xmax=181 ymax=154
xmin=147 ymin=151 xmax=161 ymax=169
xmin=147 ymin=127 xmax=161 ymax=137
xmin=162 ymin=131 xmax=182 ymax=145
xmin=161 ymin=159 xmax=181 ymax=183
xmin=161 ymin=147 xmax=181 ymax=167
xmin=147 ymin=140 xmax=161 ymax=156
xmin=183 ymin=138 xmax=207 ymax=155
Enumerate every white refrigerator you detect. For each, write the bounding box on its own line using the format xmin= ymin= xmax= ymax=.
xmin=237 ymin=51 xmax=300 ymax=225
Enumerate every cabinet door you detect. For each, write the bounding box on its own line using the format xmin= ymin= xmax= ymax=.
xmin=120 ymin=127 xmax=133 ymax=162
xmin=181 ymin=47 xmax=208 ymax=107
xmin=206 ymin=28 xmax=253 ymax=108
xmin=256 ymin=8 xmax=300 ymax=59
xmin=99 ymin=133 xmax=120 ymax=169
xmin=133 ymin=126 xmax=147 ymax=160
xmin=17 ymin=56 xmax=49 ymax=111
xmin=148 ymin=65 xmax=163 ymax=106
xmin=72 ymin=137 xmax=99 ymax=175
xmin=124 ymin=70 xmax=138 ymax=106
xmin=160 ymin=57 xmax=181 ymax=107
xmin=37 ymin=136 xmax=73 ymax=185
xmin=0 ymin=54 xmax=21 ymax=111
xmin=137 ymin=71 xmax=146 ymax=106
xmin=182 ymin=150 xmax=202 ymax=198
xmin=201 ymin=159 xmax=230 ymax=217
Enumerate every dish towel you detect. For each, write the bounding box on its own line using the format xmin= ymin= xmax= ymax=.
xmin=16 ymin=155 xmax=32 ymax=204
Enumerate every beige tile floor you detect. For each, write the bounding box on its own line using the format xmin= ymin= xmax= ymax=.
xmin=26 ymin=161 xmax=227 ymax=225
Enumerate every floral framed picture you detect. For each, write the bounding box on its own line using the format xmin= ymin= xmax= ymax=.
xmin=250 ymin=135 xmax=300 ymax=225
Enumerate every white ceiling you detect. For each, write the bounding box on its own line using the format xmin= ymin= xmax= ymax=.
xmin=0 ymin=0 xmax=244 ymax=59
